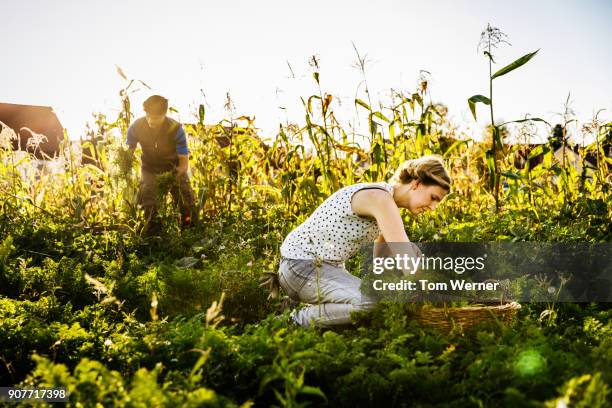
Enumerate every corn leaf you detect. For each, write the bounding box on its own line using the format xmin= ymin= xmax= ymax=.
xmin=467 ymin=95 xmax=491 ymax=121
xmin=355 ymin=98 xmax=371 ymax=111
xmin=491 ymin=50 xmax=539 ymax=80
xmin=501 ymin=117 xmax=550 ymax=127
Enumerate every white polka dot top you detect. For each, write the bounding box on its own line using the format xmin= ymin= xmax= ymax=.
xmin=280 ymin=182 xmax=394 ymax=263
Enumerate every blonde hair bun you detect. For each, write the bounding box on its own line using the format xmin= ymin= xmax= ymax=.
xmin=389 ymin=155 xmax=451 ymax=190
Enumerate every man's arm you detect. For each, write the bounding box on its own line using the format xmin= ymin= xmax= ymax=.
xmin=176 ymin=154 xmax=189 ymax=176
xmin=127 ymin=146 xmax=136 ymax=167
xmin=174 ymin=126 xmax=189 ymax=176
xmin=124 ymin=125 xmax=137 ymax=171
xmin=126 ymin=124 xmax=138 ymax=150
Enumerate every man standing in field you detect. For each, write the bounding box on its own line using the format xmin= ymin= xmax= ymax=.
xmin=126 ymin=95 xmax=196 ymax=235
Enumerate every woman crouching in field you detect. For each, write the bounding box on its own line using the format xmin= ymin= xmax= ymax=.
xmin=278 ymin=155 xmax=452 ymax=328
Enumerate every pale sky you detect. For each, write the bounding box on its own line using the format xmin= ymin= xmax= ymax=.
xmin=1 ymin=0 xmax=611 ymax=144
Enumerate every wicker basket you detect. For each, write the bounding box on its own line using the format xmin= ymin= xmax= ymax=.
xmin=415 ymin=301 xmax=522 ymax=332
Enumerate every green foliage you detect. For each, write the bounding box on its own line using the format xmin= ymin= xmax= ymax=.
xmin=24 ymin=355 xmax=231 ymax=407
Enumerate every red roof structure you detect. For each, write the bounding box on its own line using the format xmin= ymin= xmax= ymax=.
xmin=0 ymin=102 xmax=64 ymax=158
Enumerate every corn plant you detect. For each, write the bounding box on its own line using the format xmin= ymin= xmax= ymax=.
xmin=468 ymin=23 xmax=544 ymax=212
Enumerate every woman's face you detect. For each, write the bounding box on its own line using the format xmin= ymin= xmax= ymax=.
xmin=393 ymin=180 xmax=448 ymax=215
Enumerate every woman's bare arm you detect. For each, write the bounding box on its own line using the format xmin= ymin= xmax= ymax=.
xmin=351 ymin=189 xmax=409 ymax=242
xmin=353 ymin=189 xmax=422 ymax=274
xmin=373 ymin=234 xmax=391 ymax=258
